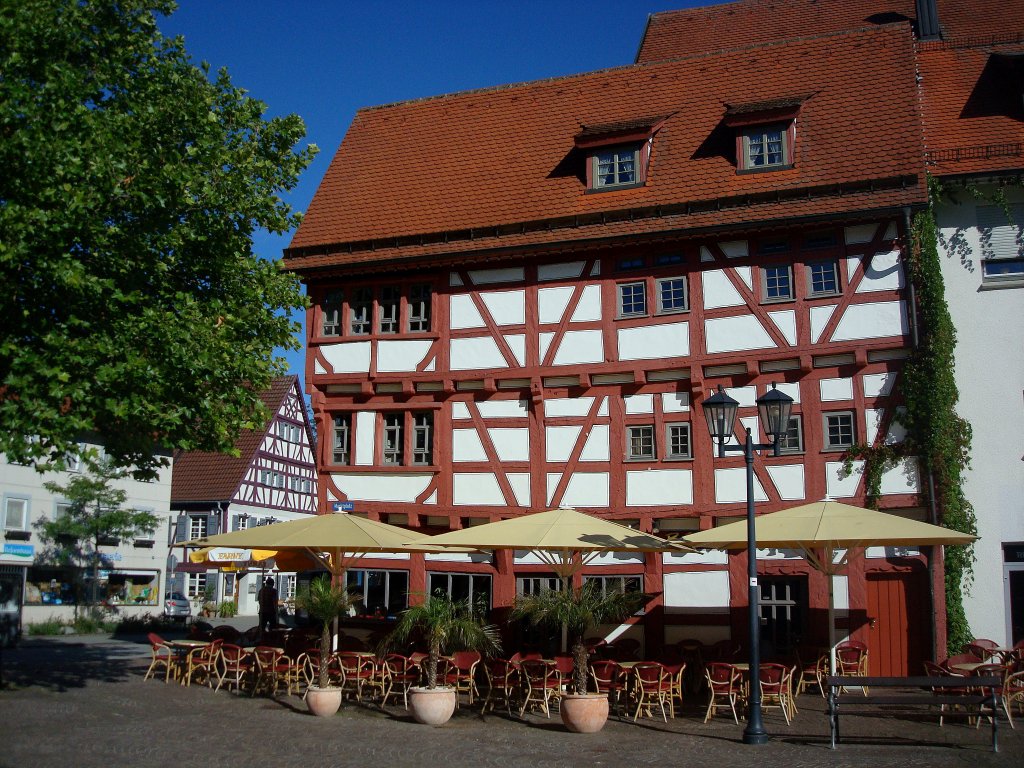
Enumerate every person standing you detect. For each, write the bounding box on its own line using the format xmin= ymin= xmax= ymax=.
xmin=257 ymin=577 xmax=279 ymax=634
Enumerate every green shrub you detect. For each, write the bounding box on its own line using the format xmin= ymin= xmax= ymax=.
xmin=72 ymin=614 xmax=116 ymax=634
xmin=113 ymin=613 xmax=164 ymax=635
xmin=217 ymin=601 xmax=237 ymax=618
xmin=27 ymin=617 xmax=66 ymax=636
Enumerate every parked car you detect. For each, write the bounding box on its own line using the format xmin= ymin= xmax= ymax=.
xmin=163 ymin=592 xmax=191 ymax=622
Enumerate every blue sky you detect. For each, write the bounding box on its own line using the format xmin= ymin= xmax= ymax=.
xmin=159 ymin=0 xmax=701 ymax=384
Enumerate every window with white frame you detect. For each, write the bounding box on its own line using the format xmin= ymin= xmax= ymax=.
xmin=349 ymin=286 xmax=373 ymax=335
xmin=346 ymin=569 xmax=409 ymax=617
xmin=515 ymin=576 xmax=562 ymax=596
xmin=332 ymin=414 xmax=351 ymax=465
xmin=741 ymin=124 xmax=789 ymax=170
xmin=583 ymin=575 xmax=643 ymax=596
xmin=428 ymin=572 xmax=491 ymax=614
xmin=777 ymin=415 xmax=804 ymax=453
xmin=322 ymin=290 xmax=343 ymax=336
xmin=54 ymin=501 xmax=72 ymax=521
xmin=379 ymin=285 xmax=400 ymax=333
xmin=807 ymin=259 xmax=840 ymax=296
xmin=762 ymin=264 xmax=794 ymax=301
xmin=665 ymin=423 xmax=692 ymax=459
xmin=412 ymin=412 xmax=434 ymax=465
xmin=626 ymin=425 xmax=655 ymax=460
xmin=618 ymin=281 xmax=647 ymax=317
xmin=657 ymin=276 xmax=688 ymax=313
xmin=186 ymin=572 xmax=207 ymax=599
xmin=823 ymin=411 xmax=855 ymax=449
xmin=188 ymin=515 xmax=208 ymax=540
xmin=593 ymin=146 xmax=638 ymax=189
xmin=382 ymin=414 xmax=404 ymax=465
xmin=408 ymin=284 xmax=432 ymax=332
xmin=3 ymin=497 xmax=29 ymax=531
xmin=977 ymin=203 xmax=1024 ymax=284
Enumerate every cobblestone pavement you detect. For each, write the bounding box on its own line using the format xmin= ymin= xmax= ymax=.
xmin=0 ymin=635 xmax=1020 ymax=768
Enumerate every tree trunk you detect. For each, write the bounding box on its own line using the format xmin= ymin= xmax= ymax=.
xmin=572 ymin=638 xmax=589 ymax=694
xmin=319 ymin=625 xmax=331 ymax=689
xmin=425 ymin=637 xmax=441 ymax=688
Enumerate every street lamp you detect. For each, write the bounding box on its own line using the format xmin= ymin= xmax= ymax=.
xmin=702 ymin=382 xmax=794 ymax=745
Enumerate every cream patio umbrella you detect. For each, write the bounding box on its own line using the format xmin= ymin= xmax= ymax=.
xmin=683 ymin=498 xmax=977 ymax=673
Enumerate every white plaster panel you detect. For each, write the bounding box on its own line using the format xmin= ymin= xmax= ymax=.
xmin=544 ymin=398 xmax=594 ymax=418
xmin=825 ymin=460 xmax=864 ymax=498
xmin=663 ymin=548 xmax=728 ymax=565
xmin=354 ymin=411 xmax=376 ymax=466
xmin=831 ymin=301 xmax=907 ymax=342
xmin=314 ymin=359 xmax=326 ymax=375
xmin=538 ymin=286 xmax=573 ymax=325
xmin=624 ymin=394 xmax=654 ymax=414
xmin=449 ymin=294 xmax=485 ymax=329
xmin=598 ymin=397 xmax=609 ymax=417
xmin=714 ymin=468 xmax=768 ymax=503
xmin=865 ymin=408 xmax=883 ymax=446
xmin=590 ymin=262 xmax=601 ymax=276
xmin=452 ymin=473 xmax=506 ymax=505
xmin=579 ymin=425 xmax=610 ymax=462
xmin=504 ymin=334 xmax=526 ymax=367
xmin=862 ymin=372 xmax=896 ymax=398
xmin=450 ymin=336 xmax=508 ymax=370
xmin=424 ymin=551 xmax=489 ymax=563
xmin=662 ymin=392 xmax=690 ymax=412
xmin=765 ymin=464 xmax=806 ymax=501
xmin=552 ymin=330 xmax=604 ymax=365
xmin=857 ymin=249 xmax=904 ymax=293
xmin=767 ymin=310 xmax=797 ymax=346
xmin=739 ymin=416 xmax=759 ymax=442
xmin=507 ymin=473 xmax=531 ymax=507
xmin=489 ymin=428 xmax=530 ymax=462
xmin=832 ymin=575 xmax=849 ymax=610
xmin=376 ymin=339 xmax=434 ymax=373
xmin=866 ymin=545 xmax=920 ymax=559
xmin=705 ymin=315 xmax=776 ymax=354
xmin=879 ymin=457 xmax=921 ymax=495
xmin=468 ymin=267 xmax=524 ymax=285
xmin=735 ymin=265 xmax=753 ymax=291
xmin=626 ymin=469 xmax=693 ymax=506
xmin=423 ymin=358 xmax=435 ymax=372
xmin=618 ymin=321 xmax=689 ymax=360
xmin=757 ymin=548 xmax=804 ymax=560
xmin=452 ymin=429 xmax=487 ymax=462
xmin=538 ymin=261 xmax=584 ymax=281
xmin=699 ymin=246 xmax=714 ymax=262
xmin=571 ymin=285 xmax=602 ymax=322
xmin=845 ymin=256 xmax=860 ymax=282
xmin=320 ymin=342 xmax=371 ymax=373
xmin=588 ymin=551 xmax=643 ymax=566
xmin=810 ymin=304 xmax=837 ymax=344
xmin=545 ymin=425 xmax=582 ymax=462
xmin=720 ymin=240 xmax=748 ymax=258
xmin=423 ymin=490 xmax=437 ymax=505
xmin=844 ymin=223 xmax=880 ymax=245
xmin=819 ymin=377 xmax=854 ymax=402
xmin=663 ymin=571 xmax=730 ymax=608
xmin=451 ymin=402 xmax=471 ymax=420
xmin=702 ymin=269 xmax=745 ymax=309
xmin=725 ymin=386 xmax=757 ymax=407
xmin=539 ymin=332 xmax=554 ymax=362
xmin=774 ymin=382 xmax=801 ymax=403
xmin=478 ymin=399 xmax=529 ymax=418
xmin=449 ymin=272 xmax=464 ymax=287
xmin=548 ymin=472 xmax=609 ymax=507
xmin=481 ymin=290 xmax=525 ymax=326
xmin=331 ymin=473 xmax=432 ymax=502
xmin=886 ymin=415 xmax=908 ymax=444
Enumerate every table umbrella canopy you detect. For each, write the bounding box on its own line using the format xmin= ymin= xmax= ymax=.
xmin=187 ymin=546 xmax=315 ymax=573
xmin=420 ymin=507 xmax=687 ymax=578
xmin=683 ymin=498 xmax=976 ymax=672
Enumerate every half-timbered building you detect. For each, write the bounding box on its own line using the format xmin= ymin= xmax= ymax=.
xmin=170 ymin=375 xmax=318 ymax=616
xmin=283 ymin=1 xmax=1018 ymax=669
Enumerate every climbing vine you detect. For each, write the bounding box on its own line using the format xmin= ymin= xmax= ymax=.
xmin=842 ymin=176 xmax=978 ymax=655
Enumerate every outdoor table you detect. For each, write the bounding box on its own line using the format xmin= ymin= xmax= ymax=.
xmin=951 ymin=661 xmax=987 ymax=674
xmin=169 ymin=639 xmax=210 ymax=683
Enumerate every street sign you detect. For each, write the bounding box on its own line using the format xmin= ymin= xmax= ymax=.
xmin=333 ymin=502 xmax=354 ymax=512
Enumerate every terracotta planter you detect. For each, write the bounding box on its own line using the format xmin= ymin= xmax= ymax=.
xmin=306 ymin=686 xmax=343 ymax=717
xmin=408 ymin=686 xmax=457 ymax=725
xmin=560 ymin=693 xmax=609 ymax=733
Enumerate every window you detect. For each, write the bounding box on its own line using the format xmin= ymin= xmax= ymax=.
xmin=322 ymin=290 xmax=343 ymax=336
xmin=349 ymin=287 xmax=372 ymax=335
xmin=823 ymin=411 xmax=855 ymax=449
xmin=583 ymin=575 xmax=643 ymax=597
xmin=516 ymin=576 xmax=562 ymax=596
xmin=776 ymin=415 xmax=803 ymax=453
xmin=428 ymin=573 xmax=492 ymax=615
xmin=741 ymin=124 xmax=789 ymax=169
xmin=655 ymin=253 xmax=684 ymax=266
xmin=627 ymin=425 xmax=655 ymax=460
xmin=382 ymin=414 xmax=403 ymax=465
xmin=807 ymin=259 xmax=840 ymax=296
xmin=977 ymin=203 xmax=1024 ymax=284
xmin=186 ymin=573 xmax=207 ymax=599
xmin=54 ymin=501 xmax=72 ymax=521
xmin=616 ymin=256 xmax=645 ymax=271
xmin=3 ymin=497 xmax=28 ymax=531
xmin=762 ymin=264 xmax=794 ymax=301
xmin=412 ymin=412 xmax=434 ymax=465
xmin=346 ymin=569 xmax=409 ymax=617
xmin=332 ymin=414 xmax=351 ymax=465
xmin=803 ymin=230 xmax=837 ymax=249
xmin=379 ymin=286 xmax=400 ymax=334
xmin=665 ymin=423 xmax=692 ymax=459
xmin=657 ymin=277 xmax=688 ymax=313
xmin=188 ymin=515 xmax=207 ymax=540
xmin=618 ymin=282 xmax=647 ymax=317
xmin=223 ymin=573 xmax=236 ymax=598
xmin=408 ymin=284 xmax=432 ymax=332
xmin=593 ymin=146 xmax=638 ymax=189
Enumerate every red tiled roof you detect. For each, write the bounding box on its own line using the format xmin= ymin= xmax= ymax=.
xmin=286 ymin=25 xmax=925 ymax=269
xmin=170 ymin=376 xmax=297 ymax=504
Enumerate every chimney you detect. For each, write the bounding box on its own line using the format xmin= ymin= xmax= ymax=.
xmin=915 ymin=0 xmax=941 ymax=40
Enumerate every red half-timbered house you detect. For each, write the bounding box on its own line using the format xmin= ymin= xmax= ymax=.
xmin=284 ymin=8 xmax=946 ymax=669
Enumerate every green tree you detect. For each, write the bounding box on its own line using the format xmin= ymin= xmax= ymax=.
xmin=294 ymin=576 xmax=359 ymax=690
xmin=0 ymin=1 xmax=316 ymax=477
xmin=37 ymin=458 xmax=159 ymax=611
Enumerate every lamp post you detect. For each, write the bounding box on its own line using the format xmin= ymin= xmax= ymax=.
xmin=702 ymin=382 xmax=794 ymax=745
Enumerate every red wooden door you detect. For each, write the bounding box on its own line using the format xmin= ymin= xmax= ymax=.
xmin=865 ymin=573 xmax=928 ymax=676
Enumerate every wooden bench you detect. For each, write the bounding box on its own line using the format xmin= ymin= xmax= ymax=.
xmin=826 ymin=675 xmax=1002 ymax=753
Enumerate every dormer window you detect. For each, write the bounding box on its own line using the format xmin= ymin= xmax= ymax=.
xmin=575 ymin=116 xmax=666 ymax=193
xmin=742 ymin=124 xmax=788 ymax=169
xmin=724 ymin=95 xmax=807 ymax=174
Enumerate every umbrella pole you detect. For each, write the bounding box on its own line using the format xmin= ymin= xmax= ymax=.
xmin=828 ymin=574 xmax=837 ymax=676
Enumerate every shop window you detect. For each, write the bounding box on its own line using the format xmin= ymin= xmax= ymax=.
xmin=24 ymin=567 xmax=78 ymax=605
xmin=346 ymin=569 xmax=409 ymax=618
xmin=428 ymin=572 xmax=492 ymax=615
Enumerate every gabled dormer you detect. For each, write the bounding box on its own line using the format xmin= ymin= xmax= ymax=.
xmin=574 ymin=116 xmax=667 ymax=192
xmin=723 ymin=95 xmax=808 ymax=173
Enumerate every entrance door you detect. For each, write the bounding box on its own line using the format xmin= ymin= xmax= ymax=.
xmin=758 ymin=577 xmax=807 ymax=659
xmin=1009 ymin=569 xmax=1024 ymax=645
xmin=865 ymin=573 xmax=928 ymax=676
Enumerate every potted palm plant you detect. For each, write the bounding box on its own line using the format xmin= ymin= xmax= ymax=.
xmin=384 ymin=591 xmax=501 ymax=725
xmin=294 ymin=575 xmax=358 ymax=717
xmin=512 ymin=580 xmax=643 ymax=732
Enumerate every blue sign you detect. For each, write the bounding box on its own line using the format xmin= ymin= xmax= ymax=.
xmin=333 ymin=502 xmax=354 ymax=512
xmin=2 ymin=543 xmax=34 ymax=558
